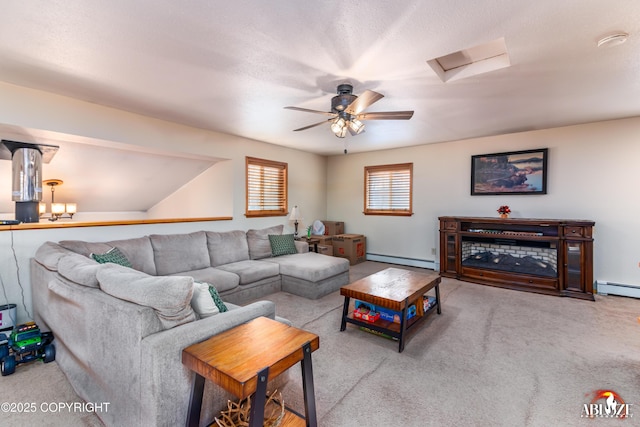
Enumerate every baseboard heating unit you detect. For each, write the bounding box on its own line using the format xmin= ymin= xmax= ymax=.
xmin=596 ymin=281 xmax=640 ymax=299
xmin=365 ymin=253 xmax=436 ymax=270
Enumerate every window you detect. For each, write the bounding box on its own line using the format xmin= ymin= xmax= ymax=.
xmin=245 ymin=156 xmax=288 ymax=217
xmin=364 ymin=163 xmax=413 ymax=216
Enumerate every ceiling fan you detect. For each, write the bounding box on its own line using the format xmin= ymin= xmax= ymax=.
xmin=284 ymin=84 xmax=414 ymax=138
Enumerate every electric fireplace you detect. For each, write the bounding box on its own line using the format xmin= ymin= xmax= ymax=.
xmin=439 ymin=216 xmax=595 ymax=300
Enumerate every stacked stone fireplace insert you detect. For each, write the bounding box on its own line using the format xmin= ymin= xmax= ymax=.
xmin=439 ymin=216 xmax=595 ymax=300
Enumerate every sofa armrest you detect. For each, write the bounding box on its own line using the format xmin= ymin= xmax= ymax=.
xmin=143 ymin=300 xmax=275 ymax=352
xmin=294 ymin=240 xmax=309 ymax=253
xmin=139 ymin=300 xmax=276 ymax=427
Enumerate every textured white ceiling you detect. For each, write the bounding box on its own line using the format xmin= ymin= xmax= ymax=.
xmin=0 ymin=1 xmax=639 ymax=154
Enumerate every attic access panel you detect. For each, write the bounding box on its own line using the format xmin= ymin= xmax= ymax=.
xmin=427 ymin=38 xmax=511 ymax=82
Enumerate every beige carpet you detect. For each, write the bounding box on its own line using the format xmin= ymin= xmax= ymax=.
xmin=0 ymin=352 xmax=104 ymax=426
xmin=3 ymin=261 xmax=639 ymax=426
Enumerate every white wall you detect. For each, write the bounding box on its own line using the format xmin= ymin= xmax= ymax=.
xmin=327 ymin=117 xmax=640 ymax=287
xmin=147 ymin=161 xmax=234 ymax=218
xmin=0 ymin=81 xmax=330 ymax=230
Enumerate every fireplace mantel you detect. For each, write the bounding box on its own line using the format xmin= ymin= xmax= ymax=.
xmin=439 ymin=216 xmax=595 ymax=300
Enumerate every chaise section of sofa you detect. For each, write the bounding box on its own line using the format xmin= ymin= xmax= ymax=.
xmin=266 ymin=251 xmax=350 ymax=299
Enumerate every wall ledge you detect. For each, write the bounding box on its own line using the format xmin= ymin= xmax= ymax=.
xmin=0 ymin=217 xmax=233 ymax=231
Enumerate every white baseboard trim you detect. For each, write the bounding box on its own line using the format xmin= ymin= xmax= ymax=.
xmin=366 ymin=253 xmax=436 ymax=270
xmin=596 ymin=280 xmax=640 ymax=299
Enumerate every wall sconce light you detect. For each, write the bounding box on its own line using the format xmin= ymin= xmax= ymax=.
xmin=39 ymin=179 xmax=77 ymax=221
xmin=288 ymin=205 xmax=303 ymax=237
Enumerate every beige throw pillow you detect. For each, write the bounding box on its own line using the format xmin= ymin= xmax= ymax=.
xmin=190 ymin=281 xmax=220 ymax=318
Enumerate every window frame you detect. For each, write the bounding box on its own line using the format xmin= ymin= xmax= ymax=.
xmin=245 ymin=156 xmax=288 ymax=218
xmin=363 ymin=162 xmax=413 ymax=216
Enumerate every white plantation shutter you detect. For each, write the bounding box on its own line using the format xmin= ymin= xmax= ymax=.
xmin=246 ymin=157 xmax=288 ymax=217
xmin=364 ymin=163 xmax=413 ymax=216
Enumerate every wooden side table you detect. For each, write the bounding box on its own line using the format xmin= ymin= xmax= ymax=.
xmin=182 ymin=316 xmax=320 ymax=427
xmin=297 ymin=236 xmax=320 ymax=253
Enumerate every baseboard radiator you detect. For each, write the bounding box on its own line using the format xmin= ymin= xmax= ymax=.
xmin=596 ymin=280 xmax=640 ymax=298
xmin=366 ymin=253 xmax=436 ymax=270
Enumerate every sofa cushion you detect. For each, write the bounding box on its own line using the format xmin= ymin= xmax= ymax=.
xmin=169 ymin=267 xmax=239 ymax=293
xmin=59 ymin=240 xmax=111 ymax=258
xmin=247 ymin=225 xmax=283 ymax=260
xmin=149 ymin=231 xmax=209 ymax=276
xmin=97 ymin=263 xmax=196 ymax=330
xmin=60 ymin=237 xmax=157 ymax=275
xmin=206 ymin=230 xmax=250 ymax=266
xmin=268 ymin=234 xmax=297 ymax=256
xmin=107 ymin=237 xmax=157 ymax=275
xmin=265 ymin=252 xmax=350 ymax=282
xmin=57 ymin=253 xmax=101 ymax=288
xmin=34 ymin=241 xmax=71 ymax=271
xmin=190 ymin=281 xmax=219 ymax=318
xmin=91 ymin=247 xmax=133 ymax=268
xmin=216 ymin=260 xmax=280 ymax=285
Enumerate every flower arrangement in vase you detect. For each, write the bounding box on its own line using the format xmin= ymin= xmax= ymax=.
xmin=497 ymin=205 xmax=511 ymax=218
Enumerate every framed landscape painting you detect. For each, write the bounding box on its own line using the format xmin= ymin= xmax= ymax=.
xmin=471 ymin=148 xmax=548 ymax=195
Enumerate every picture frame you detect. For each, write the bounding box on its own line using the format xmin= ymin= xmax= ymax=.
xmin=471 ymin=148 xmax=548 ymax=195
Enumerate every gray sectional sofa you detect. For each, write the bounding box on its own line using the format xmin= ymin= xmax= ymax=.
xmin=30 ymin=225 xmax=350 ymax=427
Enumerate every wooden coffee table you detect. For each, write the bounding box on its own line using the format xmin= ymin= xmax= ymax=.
xmin=182 ymin=316 xmax=319 ymax=427
xmin=340 ymin=267 xmax=441 ymax=352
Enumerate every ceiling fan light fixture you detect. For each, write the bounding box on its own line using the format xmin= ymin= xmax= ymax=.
xmin=286 ymin=83 xmax=413 ymax=142
xmin=348 ymin=118 xmax=365 ymax=134
xmin=331 ymin=117 xmax=346 ymax=134
xmin=334 ymin=126 xmax=347 ymax=138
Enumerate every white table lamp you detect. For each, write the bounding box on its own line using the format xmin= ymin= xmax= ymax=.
xmin=289 ymin=206 xmax=303 ymax=237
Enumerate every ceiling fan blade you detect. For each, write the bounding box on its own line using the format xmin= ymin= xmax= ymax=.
xmin=293 ymin=119 xmax=333 ymax=131
xmin=284 ymin=106 xmax=336 ymax=117
xmin=356 ymin=111 xmax=414 ymax=120
xmin=344 ymin=90 xmax=384 ymax=115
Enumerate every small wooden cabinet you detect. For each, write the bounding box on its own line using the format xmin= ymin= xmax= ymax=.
xmin=439 ymin=216 xmax=594 ymax=300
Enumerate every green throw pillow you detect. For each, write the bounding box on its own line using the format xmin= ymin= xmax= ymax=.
xmin=268 ymin=234 xmax=297 ymax=257
xmin=91 ymin=247 xmax=133 ymax=268
xmin=208 ymin=285 xmax=228 ymax=313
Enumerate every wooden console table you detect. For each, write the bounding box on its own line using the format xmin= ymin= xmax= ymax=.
xmin=182 ymin=316 xmax=319 ymax=427
xmin=439 ymin=216 xmax=595 ymax=300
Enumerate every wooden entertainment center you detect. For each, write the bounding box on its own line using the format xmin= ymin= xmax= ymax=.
xmin=439 ymin=216 xmax=595 ymax=300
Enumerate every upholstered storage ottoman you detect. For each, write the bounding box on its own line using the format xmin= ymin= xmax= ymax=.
xmin=265 ymin=252 xmax=350 ymax=299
